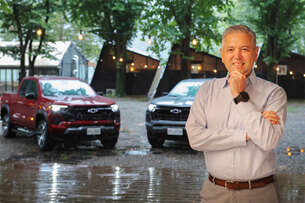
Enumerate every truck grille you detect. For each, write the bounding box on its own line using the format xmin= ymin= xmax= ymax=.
xmin=151 ymin=106 xmax=190 ymax=121
xmin=52 ymin=106 xmax=118 ymax=123
xmin=68 ymin=106 xmax=115 ymax=121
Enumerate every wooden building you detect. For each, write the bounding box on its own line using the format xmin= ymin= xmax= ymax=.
xmin=155 ymin=45 xmax=226 ymax=96
xmin=255 ymin=52 xmax=305 ymax=99
xmin=90 ymin=44 xmax=160 ymax=95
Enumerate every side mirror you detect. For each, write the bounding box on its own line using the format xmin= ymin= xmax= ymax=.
xmin=162 ymin=92 xmax=168 ymax=96
xmin=25 ymin=92 xmax=37 ymax=100
xmin=97 ymin=91 xmax=103 ymax=96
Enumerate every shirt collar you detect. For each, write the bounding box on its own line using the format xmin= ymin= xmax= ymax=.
xmin=222 ymin=70 xmax=257 ymax=88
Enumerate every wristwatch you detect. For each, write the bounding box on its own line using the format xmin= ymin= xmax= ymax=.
xmin=234 ymin=91 xmax=250 ymax=104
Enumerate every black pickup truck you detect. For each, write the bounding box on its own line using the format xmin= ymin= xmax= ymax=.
xmin=145 ymin=78 xmax=212 ymax=147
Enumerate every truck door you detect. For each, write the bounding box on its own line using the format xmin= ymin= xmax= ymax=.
xmin=11 ymin=79 xmax=30 ymax=126
xmin=23 ymin=80 xmax=39 ymax=129
xmin=13 ymin=79 xmax=38 ymax=129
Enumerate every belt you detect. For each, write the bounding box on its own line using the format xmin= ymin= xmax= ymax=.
xmin=208 ymin=174 xmax=274 ymax=190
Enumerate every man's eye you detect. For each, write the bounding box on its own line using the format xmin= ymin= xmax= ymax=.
xmin=242 ymin=48 xmax=249 ymax=51
xmin=227 ymin=49 xmax=233 ymax=52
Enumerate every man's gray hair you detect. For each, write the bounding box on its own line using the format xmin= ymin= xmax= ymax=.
xmin=222 ymin=25 xmax=257 ymax=47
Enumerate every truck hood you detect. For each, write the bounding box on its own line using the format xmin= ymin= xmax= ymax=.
xmin=45 ymin=95 xmax=115 ymax=106
xmin=151 ymin=95 xmax=194 ymax=107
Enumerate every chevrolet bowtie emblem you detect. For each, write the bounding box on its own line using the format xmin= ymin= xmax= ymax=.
xmin=170 ymin=109 xmax=182 ymax=114
xmin=88 ymin=108 xmax=98 ymax=113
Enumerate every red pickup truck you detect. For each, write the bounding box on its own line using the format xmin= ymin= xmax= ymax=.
xmin=1 ymin=77 xmax=120 ymax=151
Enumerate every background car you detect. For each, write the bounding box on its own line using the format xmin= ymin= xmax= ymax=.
xmin=145 ymin=78 xmax=213 ymax=147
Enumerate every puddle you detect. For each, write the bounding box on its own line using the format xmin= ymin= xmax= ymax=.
xmin=0 ymin=161 xmax=304 ymax=202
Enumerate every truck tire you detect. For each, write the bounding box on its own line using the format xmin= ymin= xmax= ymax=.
xmin=101 ymin=138 xmax=118 ymax=149
xmin=147 ymin=132 xmax=164 ymax=148
xmin=2 ymin=113 xmax=15 ymax=138
xmin=36 ymin=120 xmax=56 ymax=151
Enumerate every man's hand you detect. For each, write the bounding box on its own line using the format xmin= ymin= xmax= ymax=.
xmin=228 ymin=71 xmax=246 ymax=98
xmin=262 ymin=110 xmax=280 ymax=125
xmin=246 ymin=111 xmax=279 ymax=142
xmin=246 ymin=133 xmax=251 ymax=141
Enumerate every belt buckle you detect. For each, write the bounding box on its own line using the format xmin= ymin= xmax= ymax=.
xmin=225 ymin=180 xmax=235 ymax=190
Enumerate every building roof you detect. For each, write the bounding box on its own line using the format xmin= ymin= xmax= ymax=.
xmin=128 ymin=33 xmax=171 ymax=66
xmin=0 ymin=41 xmax=72 ymax=67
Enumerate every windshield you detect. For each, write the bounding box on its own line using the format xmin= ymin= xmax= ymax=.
xmin=169 ymin=81 xmax=204 ymax=97
xmin=40 ymin=80 xmax=96 ymax=97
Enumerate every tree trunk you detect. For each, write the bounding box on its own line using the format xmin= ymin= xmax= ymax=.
xmin=116 ymin=61 xmax=126 ymax=97
xmin=115 ymin=43 xmax=126 ymax=97
xmin=89 ymin=47 xmax=103 ymax=90
xmin=180 ymin=37 xmax=191 ymax=80
xmin=176 ymin=0 xmax=192 ymax=80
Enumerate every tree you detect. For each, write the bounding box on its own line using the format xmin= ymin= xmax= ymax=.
xmin=0 ymin=0 xmax=60 ymax=82
xmin=247 ymin=0 xmax=305 ymax=82
xmin=64 ymin=0 xmax=143 ymax=96
xmin=138 ymin=0 xmax=230 ymax=80
xmin=47 ymin=12 xmax=102 ymax=63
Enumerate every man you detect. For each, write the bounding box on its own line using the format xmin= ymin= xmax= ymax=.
xmin=186 ymin=25 xmax=287 ymax=203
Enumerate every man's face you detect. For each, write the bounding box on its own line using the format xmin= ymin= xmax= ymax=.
xmin=220 ymin=32 xmax=259 ymax=77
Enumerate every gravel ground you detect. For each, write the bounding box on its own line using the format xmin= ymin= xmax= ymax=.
xmin=81 ymin=97 xmax=305 ymax=174
xmin=0 ymin=97 xmax=304 ymax=174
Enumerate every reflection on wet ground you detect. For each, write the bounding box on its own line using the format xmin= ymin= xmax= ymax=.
xmin=0 ymin=161 xmax=304 ymax=202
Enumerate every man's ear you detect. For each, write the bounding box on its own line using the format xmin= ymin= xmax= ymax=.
xmin=254 ymin=46 xmax=259 ymax=62
xmin=220 ymin=48 xmax=224 ymax=63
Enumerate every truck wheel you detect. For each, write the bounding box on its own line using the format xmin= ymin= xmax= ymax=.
xmin=147 ymin=132 xmax=164 ymax=148
xmin=101 ymin=138 xmax=118 ymax=149
xmin=2 ymin=113 xmax=15 ymax=138
xmin=36 ymin=120 xmax=55 ymax=151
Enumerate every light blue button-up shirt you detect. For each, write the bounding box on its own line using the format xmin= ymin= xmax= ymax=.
xmin=186 ymin=71 xmax=287 ymax=181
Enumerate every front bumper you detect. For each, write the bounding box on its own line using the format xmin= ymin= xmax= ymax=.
xmin=49 ymin=121 xmax=120 ymax=141
xmin=145 ymin=120 xmax=188 ymax=141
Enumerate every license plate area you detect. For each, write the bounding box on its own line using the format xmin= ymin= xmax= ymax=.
xmin=87 ymin=127 xmax=101 ymax=135
xmin=167 ymin=128 xmax=183 ymax=136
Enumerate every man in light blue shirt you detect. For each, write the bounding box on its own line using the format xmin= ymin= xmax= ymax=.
xmin=186 ymin=25 xmax=287 ymax=203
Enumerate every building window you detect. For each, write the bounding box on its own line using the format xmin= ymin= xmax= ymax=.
xmin=191 ymin=64 xmax=202 ymax=74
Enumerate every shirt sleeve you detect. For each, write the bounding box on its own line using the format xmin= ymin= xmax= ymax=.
xmin=236 ymin=86 xmax=287 ymax=151
xmin=186 ymin=84 xmax=247 ymax=152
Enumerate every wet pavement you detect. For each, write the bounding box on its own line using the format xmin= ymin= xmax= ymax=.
xmin=0 ymin=97 xmax=304 ymax=202
xmin=0 ymin=160 xmax=304 ymax=202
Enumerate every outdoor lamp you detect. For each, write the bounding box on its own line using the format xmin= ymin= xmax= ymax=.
xmin=119 ymin=57 xmax=123 ymax=62
xmin=78 ymin=30 xmax=84 ymax=41
xmin=36 ymin=29 xmax=43 ymax=36
xmin=192 ymin=37 xmax=198 ymax=46
xmin=147 ymin=35 xmax=152 ymax=45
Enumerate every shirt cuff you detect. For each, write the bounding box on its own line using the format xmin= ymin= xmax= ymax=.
xmin=233 ymin=129 xmax=247 ymax=147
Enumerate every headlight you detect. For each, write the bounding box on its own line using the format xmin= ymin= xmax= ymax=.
xmin=50 ymin=104 xmax=68 ymax=112
xmin=147 ymin=104 xmax=157 ymax=112
xmin=111 ymin=104 xmax=119 ymax=112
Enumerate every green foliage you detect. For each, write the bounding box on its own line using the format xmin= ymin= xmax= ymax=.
xmin=245 ymin=0 xmax=305 ymax=81
xmin=248 ymin=0 xmax=305 ymax=63
xmin=63 ymin=0 xmax=143 ymax=96
xmin=0 ymin=0 xmax=62 ymax=80
xmin=138 ymin=0 xmax=230 ymax=65
xmin=0 ymin=0 xmax=11 ymax=13
xmin=47 ymin=12 xmax=102 ymax=62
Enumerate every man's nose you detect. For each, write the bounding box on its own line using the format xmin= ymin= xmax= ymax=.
xmin=234 ymin=49 xmax=242 ymax=59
